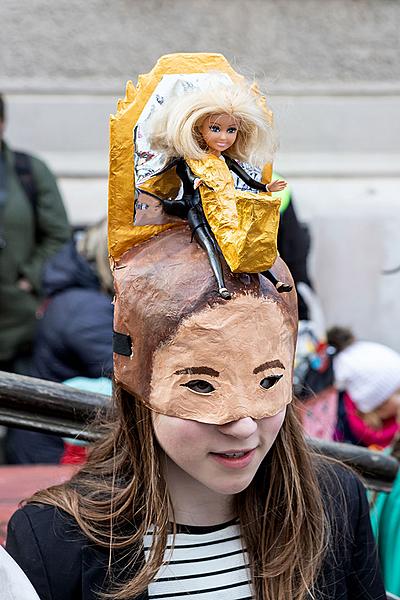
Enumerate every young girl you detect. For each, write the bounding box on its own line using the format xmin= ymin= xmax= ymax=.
xmin=144 ymin=80 xmax=291 ymax=299
xmin=328 ymin=326 xmax=400 ymax=448
xmin=6 ymin=228 xmax=385 ymax=600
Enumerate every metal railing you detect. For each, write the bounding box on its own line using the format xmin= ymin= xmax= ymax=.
xmin=0 ymin=370 xmax=398 ymax=491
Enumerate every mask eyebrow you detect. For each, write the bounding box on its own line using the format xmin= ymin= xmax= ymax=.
xmin=174 ymin=366 xmax=220 ymax=378
xmin=253 ymin=360 xmax=285 ymax=375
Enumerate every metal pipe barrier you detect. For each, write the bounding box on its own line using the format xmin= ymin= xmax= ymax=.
xmin=0 ymin=370 xmax=398 ymax=491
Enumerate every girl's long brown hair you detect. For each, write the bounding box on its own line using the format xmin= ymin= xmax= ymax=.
xmin=30 ymin=386 xmax=333 ymax=600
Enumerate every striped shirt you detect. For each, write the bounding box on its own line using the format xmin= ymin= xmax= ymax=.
xmin=144 ymin=520 xmax=254 ymax=599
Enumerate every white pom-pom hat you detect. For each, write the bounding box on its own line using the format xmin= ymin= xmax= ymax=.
xmin=333 ymin=341 xmax=400 ymax=413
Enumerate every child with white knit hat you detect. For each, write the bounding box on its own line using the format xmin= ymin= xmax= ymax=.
xmin=328 ymin=327 xmax=400 ymax=448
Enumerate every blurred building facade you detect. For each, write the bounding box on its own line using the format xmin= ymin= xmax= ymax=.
xmin=1 ymin=0 xmax=400 ymax=348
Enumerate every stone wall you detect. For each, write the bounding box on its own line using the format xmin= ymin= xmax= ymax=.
xmin=1 ymin=0 xmax=400 ymax=348
xmin=2 ymin=0 xmax=400 ymax=85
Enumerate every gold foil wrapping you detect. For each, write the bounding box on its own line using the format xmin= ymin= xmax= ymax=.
xmin=186 ymin=155 xmax=281 ymax=273
xmin=108 ymin=52 xmax=274 ymax=262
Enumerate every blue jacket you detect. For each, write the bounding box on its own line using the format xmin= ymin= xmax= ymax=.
xmin=30 ymin=240 xmax=113 ymax=383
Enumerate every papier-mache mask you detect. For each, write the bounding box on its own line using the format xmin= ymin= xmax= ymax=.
xmin=112 ymin=229 xmax=297 ymax=424
xmin=109 ymin=53 xmax=298 ymax=424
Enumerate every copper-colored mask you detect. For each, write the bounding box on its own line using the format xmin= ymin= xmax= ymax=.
xmin=113 ymin=228 xmax=297 ymax=424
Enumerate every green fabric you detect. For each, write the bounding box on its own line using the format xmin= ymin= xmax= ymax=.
xmin=370 ymin=470 xmax=400 ymax=596
xmin=0 ymin=144 xmax=70 ymax=360
xmin=272 ymin=171 xmax=291 ymax=214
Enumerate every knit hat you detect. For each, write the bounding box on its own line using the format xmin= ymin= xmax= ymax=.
xmin=333 ymin=340 xmax=400 ymax=413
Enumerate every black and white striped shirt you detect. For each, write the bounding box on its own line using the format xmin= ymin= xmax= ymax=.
xmin=144 ymin=520 xmax=254 ymax=599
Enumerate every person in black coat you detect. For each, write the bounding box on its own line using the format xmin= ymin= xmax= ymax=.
xmin=277 ymin=194 xmax=313 ymax=321
xmin=30 ymin=222 xmax=113 ymax=383
xmin=5 ymin=219 xmax=113 ymax=464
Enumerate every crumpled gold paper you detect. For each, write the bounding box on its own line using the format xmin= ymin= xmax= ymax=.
xmin=186 ymin=154 xmax=281 ymax=273
xmin=108 ymin=53 xmax=274 ymax=262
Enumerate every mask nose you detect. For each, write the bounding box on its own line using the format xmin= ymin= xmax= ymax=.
xmin=217 ymin=417 xmax=258 ymax=439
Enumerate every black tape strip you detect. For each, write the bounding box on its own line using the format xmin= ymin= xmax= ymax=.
xmin=113 ymin=331 xmax=132 ymax=356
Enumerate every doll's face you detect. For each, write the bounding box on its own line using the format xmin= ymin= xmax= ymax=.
xmin=149 ymin=295 xmax=294 ymax=424
xmin=199 ymin=113 xmax=239 ymax=156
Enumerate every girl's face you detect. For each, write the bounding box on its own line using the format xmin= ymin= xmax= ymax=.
xmin=199 ymin=113 xmax=239 ymax=156
xmin=153 ymin=409 xmax=286 ymax=497
xmin=376 ymin=388 xmax=400 ymax=421
xmin=149 ymin=295 xmax=294 ymax=506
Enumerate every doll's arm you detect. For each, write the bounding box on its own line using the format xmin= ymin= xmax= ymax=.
xmin=160 ymin=198 xmax=188 ymax=218
xmin=159 ymin=160 xmax=198 ymax=219
xmin=176 ymin=159 xmax=202 ymax=189
xmin=226 ymin=157 xmax=286 ymax=193
xmin=225 ymin=157 xmax=266 ymax=191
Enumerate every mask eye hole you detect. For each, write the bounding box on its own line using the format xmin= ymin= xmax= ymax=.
xmin=260 ymin=375 xmax=283 ymax=390
xmin=181 ymin=380 xmax=216 ymax=395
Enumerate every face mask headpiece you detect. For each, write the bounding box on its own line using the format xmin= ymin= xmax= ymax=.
xmin=109 ymin=53 xmax=298 ymax=424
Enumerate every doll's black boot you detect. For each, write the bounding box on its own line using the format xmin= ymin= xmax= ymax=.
xmin=275 ymin=281 xmax=293 ymax=293
xmin=263 ymin=270 xmax=293 ymax=293
xmin=218 ymin=287 xmax=231 ymax=300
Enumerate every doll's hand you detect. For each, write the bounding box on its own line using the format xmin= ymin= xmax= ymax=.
xmin=193 ymin=178 xmax=203 ymax=190
xmin=266 ymin=180 xmax=287 ymax=193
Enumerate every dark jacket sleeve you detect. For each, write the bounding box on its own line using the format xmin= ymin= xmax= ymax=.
xmin=277 ymin=199 xmax=311 ymax=286
xmin=6 ymin=505 xmax=83 ymax=600
xmin=346 ymin=475 xmax=387 ymax=599
xmin=225 ymin=157 xmax=266 ymax=191
xmin=19 ymin=156 xmax=70 ymax=293
xmin=277 ymin=198 xmax=312 ymax=320
xmin=318 ymin=463 xmax=387 ymax=599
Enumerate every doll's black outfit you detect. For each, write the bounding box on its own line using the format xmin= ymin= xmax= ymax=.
xmin=160 ymin=157 xmax=292 ymax=299
xmin=6 ymin=463 xmax=386 ymax=600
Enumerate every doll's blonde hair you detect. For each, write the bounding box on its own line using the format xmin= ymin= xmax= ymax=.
xmin=147 ymin=80 xmax=276 ymax=168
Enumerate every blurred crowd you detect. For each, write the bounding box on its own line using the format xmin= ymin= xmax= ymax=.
xmin=1 ymin=89 xmax=400 ymax=464
xmin=2 ymin=88 xmax=400 ymax=596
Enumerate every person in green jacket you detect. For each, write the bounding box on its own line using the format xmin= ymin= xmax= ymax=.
xmin=0 ymin=94 xmax=70 ymax=372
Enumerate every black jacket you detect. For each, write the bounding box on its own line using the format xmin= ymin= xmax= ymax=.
xmin=6 ymin=464 xmax=386 ymax=600
xmin=30 ymin=239 xmax=113 ymax=383
xmin=4 ymin=240 xmax=114 ymax=465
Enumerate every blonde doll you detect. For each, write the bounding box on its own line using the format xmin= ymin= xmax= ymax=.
xmin=146 ymin=81 xmax=292 ymax=299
